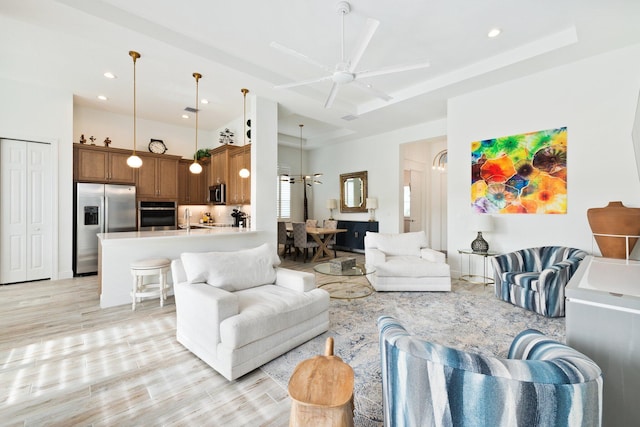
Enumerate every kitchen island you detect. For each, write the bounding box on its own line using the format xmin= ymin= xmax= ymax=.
xmin=566 ymin=256 xmax=640 ymax=426
xmin=98 ymin=227 xmax=267 ymax=308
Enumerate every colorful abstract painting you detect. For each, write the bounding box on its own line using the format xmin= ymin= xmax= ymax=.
xmin=471 ymin=127 xmax=567 ymax=214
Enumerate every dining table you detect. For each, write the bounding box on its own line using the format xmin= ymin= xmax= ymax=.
xmin=305 ymin=226 xmax=347 ymax=262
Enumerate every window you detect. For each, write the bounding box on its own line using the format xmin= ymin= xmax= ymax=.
xmin=277 ymin=165 xmax=291 ymax=219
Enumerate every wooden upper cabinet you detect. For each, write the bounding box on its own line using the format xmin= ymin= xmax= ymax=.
xmin=178 ymin=159 xmax=208 ymax=205
xmin=208 ymin=145 xmax=229 ymax=186
xmin=136 ymin=153 xmax=180 ymax=199
xmin=74 ymin=144 xmax=135 ymax=184
xmin=228 ymin=145 xmax=251 ymax=205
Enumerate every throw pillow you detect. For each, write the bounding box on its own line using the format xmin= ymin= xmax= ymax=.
xmin=181 ymin=243 xmax=280 ymax=291
xmin=376 ymin=231 xmax=427 ymax=256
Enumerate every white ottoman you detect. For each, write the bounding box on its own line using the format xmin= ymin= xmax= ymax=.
xmin=130 ymin=258 xmax=171 ymax=310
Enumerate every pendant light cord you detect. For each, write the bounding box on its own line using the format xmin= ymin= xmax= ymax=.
xmin=193 ymin=73 xmax=201 ymax=160
xmin=129 ymin=51 xmax=140 ymax=156
xmin=299 ymin=124 xmax=304 ymax=179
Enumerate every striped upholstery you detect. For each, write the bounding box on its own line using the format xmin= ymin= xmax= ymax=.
xmin=378 ymin=316 xmax=603 ymax=427
xmin=491 ymin=246 xmax=587 ymax=317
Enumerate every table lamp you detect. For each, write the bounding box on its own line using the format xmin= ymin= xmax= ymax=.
xmin=366 ymin=197 xmax=378 ymax=222
xmin=327 ymin=199 xmax=338 ymax=220
xmin=470 ymin=215 xmax=493 ymax=253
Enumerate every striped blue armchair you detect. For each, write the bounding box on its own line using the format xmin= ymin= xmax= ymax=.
xmin=378 ymin=316 xmax=603 ymax=427
xmin=491 ymin=246 xmax=587 ymax=317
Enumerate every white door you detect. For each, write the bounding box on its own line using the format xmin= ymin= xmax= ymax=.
xmin=1 ymin=139 xmax=52 ymax=284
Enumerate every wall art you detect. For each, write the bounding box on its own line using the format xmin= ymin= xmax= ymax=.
xmin=471 ymin=127 xmax=567 ymax=214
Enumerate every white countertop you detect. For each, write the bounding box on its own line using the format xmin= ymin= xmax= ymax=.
xmin=98 ymin=227 xmax=255 ymax=241
xmin=98 ymin=227 xmax=269 ymax=308
xmin=566 ymin=256 xmax=640 ymax=311
xmin=577 ymin=256 xmax=640 ymax=297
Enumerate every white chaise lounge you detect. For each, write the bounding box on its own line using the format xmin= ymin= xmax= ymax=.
xmin=364 ymin=231 xmax=451 ymax=291
xmin=171 ymin=243 xmax=330 ymax=380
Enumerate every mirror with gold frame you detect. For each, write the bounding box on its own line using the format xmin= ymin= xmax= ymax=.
xmin=340 ymin=171 xmax=368 ymax=213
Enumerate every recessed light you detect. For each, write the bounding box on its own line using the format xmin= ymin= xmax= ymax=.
xmin=103 ymin=72 xmax=117 ymax=79
xmin=201 ymin=99 xmax=209 ymax=104
xmin=97 ymin=95 xmax=108 ymax=101
xmin=487 ymin=28 xmax=501 ymax=38
xmin=182 ymin=114 xmax=190 ymax=119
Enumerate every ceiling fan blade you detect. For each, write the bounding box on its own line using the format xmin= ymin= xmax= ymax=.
xmin=324 ymin=83 xmax=340 ymax=109
xmin=352 ymin=80 xmax=393 ymax=102
xmin=348 ymin=18 xmax=380 ymax=72
xmin=270 ymin=41 xmax=331 ymax=72
xmin=356 ymin=61 xmax=430 ymax=79
xmin=274 ymin=74 xmax=333 ymax=90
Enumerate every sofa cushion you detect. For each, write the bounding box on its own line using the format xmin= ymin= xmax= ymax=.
xmin=219 ymin=285 xmax=329 ymax=349
xmin=375 ymin=256 xmax=450 ymax=278
xmin=369 ymin=231 xmax=428 ymax=257
xmin=180 ymin=243 xmax=281 ymax=291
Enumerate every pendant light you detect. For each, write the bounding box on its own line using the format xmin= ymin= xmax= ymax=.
xmin=189 ymin=72 xmax=203 ymax=174
xmin=126 ymin=50 xmax=143 ymax=168
xmin=280 ymin=124 xmax=322 ymax=185
xmin=239 ymin=88 xmax=250 ymax=178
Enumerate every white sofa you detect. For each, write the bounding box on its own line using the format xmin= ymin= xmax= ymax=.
xmin=171 ymin=243 xmax=330 ymax=381
xmin=364 ymin=231 xmax=451 ymax=291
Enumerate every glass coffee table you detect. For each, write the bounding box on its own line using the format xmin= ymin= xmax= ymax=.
xmin=313 ymin=263 xmax=375 ymax=299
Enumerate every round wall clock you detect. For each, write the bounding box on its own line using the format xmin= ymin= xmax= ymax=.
xmin=148 ymin=139 xmax=167 ymax=154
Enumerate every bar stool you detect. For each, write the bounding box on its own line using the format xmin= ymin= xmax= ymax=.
xmin=130 ymin=258 xmax=171 ymax=311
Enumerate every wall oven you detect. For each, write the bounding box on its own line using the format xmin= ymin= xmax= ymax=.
xmin=138 ymin=201 xmax=177 ymax=231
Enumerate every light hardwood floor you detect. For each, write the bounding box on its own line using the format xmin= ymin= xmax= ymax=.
xmin=0 ymin=252 xmax=379 ymax=426
xmin=1 ymin=251 xmax=478 ymax=426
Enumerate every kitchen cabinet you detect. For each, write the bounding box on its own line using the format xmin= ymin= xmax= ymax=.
xmin=208 ymin=145 xmax=230 ymax=187
xmin=207 ymin=144 xmax=249 ymax=205
xmin=178 ymin=159 xmax=209 ymax=205
xmin=334 ymin=220 xmax=379 ymax=253
xmin=136 ymin=153 xmax=180 ymax=200
xmin=228 ymin=144 xmax=251 ymax=205
xmin=74 ymin=144 xmax=135 ymax=184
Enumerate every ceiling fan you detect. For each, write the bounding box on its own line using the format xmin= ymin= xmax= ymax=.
xmin=271 ymin=1 xmax=430 ymax=109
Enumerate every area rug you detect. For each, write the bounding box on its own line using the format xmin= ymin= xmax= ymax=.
xmin=260 ymin=281 xmax=565 ymax=426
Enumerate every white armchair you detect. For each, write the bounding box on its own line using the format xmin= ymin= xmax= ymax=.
xmin=171 ymin=244 xmax=330 ymax=380
xmin=364 ymin=231 xmax=451 ymax=291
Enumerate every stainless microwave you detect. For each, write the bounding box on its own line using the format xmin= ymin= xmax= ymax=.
xmin=209 ymin=183 xmax=226 ymax=204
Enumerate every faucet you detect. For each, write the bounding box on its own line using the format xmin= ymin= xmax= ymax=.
xmin=184 ymin=207 xmax=190 ymax=231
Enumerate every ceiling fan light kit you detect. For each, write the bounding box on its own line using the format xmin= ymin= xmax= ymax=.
xmin=272 ymin=1 xmax=430 ymax=108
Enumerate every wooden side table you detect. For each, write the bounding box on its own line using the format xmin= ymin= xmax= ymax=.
xmin=457 ymin=249 xmax=498 ymax=286
xmin=288 ymin=337 xmax=354 ymax=427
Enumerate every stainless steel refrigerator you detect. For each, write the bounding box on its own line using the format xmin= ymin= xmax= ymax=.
xmin=74 ymin=183 xmax=136 ymax=275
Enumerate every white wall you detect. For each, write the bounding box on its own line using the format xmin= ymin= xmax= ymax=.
xmin=447 ymin=43 xmax=640 ymax=276
xmin=309 ymin=119 xmax=447 ymax=233
xmin=251 ymin=95 xmax=278 ymax=246
xmin=0 ymin=78 xmax=73 ymax=279
xmin=74 ymin=106 xmax=216 ymax=157
xmin=277 ymin=144 xmax=308 ymax=222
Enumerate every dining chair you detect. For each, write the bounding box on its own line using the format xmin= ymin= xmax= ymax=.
xmin=305 ymin=219 xmax=318 ymax=244
xmin=277 ymin=221 xmax=294 ymax=258
xmin=323 ymin=219 xmax=338 ymax=258
xmin=293 ymin=222 xmax=319 ymax=262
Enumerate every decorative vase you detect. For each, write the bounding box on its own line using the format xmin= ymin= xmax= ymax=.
xmin=471 ymin=231 xmax=489 ymax=253
xmin=587 ymin=201 xmax=640 ymax=259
